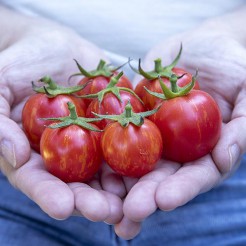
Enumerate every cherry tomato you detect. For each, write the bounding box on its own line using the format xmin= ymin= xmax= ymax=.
xmin=101 ymin=119 xmax=163 ymax=178
xmin=135 ymin=67 xmax=200 ymax=110
xmin=77 ymin=72 xmax=133 ymax=107
xmin=86 ymin=90 xmax=145 ymax=129
xmin=22 ymin=94 xmax=86 ymax=152
xmin=150 ymin=90 xmax=222 ymax=163
xmin=40 ymin=123 xmax=102 ymax=183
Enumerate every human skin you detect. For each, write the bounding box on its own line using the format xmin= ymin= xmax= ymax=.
xmin=114 ymin=6 xmax=246 ymax=239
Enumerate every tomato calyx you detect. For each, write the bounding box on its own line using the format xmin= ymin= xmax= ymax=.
xmin=69 ymin=59 xmax=130 ymax=80
xmin=129 ymin=44 xmax=182 ymax=80
xmin=93 ymin=102 xmax=159 ymax=127
xmin=145 ymin=71 xmax=198 ymax=100
xmin=41 ymin=102 xmax=102 ymax=132
xmin=76 ymin=72 xmax=143 ymax=105
xmin=32 ymin=76 xmax=87 ymax=97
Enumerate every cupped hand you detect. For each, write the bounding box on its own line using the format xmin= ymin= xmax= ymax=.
xmin=114 ymin=16 xmax=246 ymax=239
xmin=0 ymin=7 xmax=123 ymax=224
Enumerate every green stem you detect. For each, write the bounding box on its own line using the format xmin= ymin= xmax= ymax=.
xmin=40 ymin=76 xmax=58 ymax=90
xmin=97 ymin=60 xmax=107 ymax=70
xmin=74 ymin=59 xmax=93 ymax=78
xmin=154 ymin=59 xmax=163 ymax=73
xmin=33 ymin=76 xmax=88 ymax=96
xmin=93 ymin=101 xmax=160 ymax=128
xmin=130 ymin=44 xmax=183 ymax=80
xmin=41 ymin=102 xmax=102 ymax=132
xmin=165 ymin=43 xmax=183 ymax=71
xmin=70 ymin=59 xmax=128 ymax=79
xmin=107 ymin=71 xmax=124 ymax=88
xmin=125 ymin=103 xmax=133 ymax=118
xmin=68 ymin=102 xmax=78 ymax=120
xmin=170 ymin=74 xmax=179 ymax=93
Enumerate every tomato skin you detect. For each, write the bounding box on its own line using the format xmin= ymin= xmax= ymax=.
xmin=77 ymin=72 xmax=133 ymax=107
xmin=40 ymin=124 xmax=102 ymax=183
xmin=135 ymin=68 xmax=200 ymax=110
xmin=86 ymin=91 xmax=145 ymax=129
xmin=101 ymin=119 xmax=163 ymax=178
xmin=150 ymin=90 xmax=222 ymax=163
xmin=22 ymin=94 xmax=86 ymax=152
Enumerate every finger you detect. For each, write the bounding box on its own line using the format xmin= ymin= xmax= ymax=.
xmin=0 ymin=115 xmax=30 ymax=168
xmin=0 ymin=90 xmax=11 ymax=116
xmin=212 ymin=119 xmax=246 ymax=175
xmin=10 ymin=97 xmax=29 ymax=124
xmin=156 ymin=155 xmax=221 ymax=211
xmin=69 ymin=183 xmax=110 ymax=222
xmin=100 ymin=191 xmax=123 ymax=225
xmin=212 ymin=90 xmax=246 ymax=174
xmin=0 ymin=85 xmax=30 ymax=168
xmin=87 ymin=176 xmax=103 ymax=190
xmin=100 ymin=164 xmax=127 ymax=198
xmin=123 ymin=161 xmax=179 ymax=222
xmin=114 ymin=216 xmax=141 ymax=240
xmin=86 ymin=174 xmax=124 ymax=224
xmin=122 ymin=176 xmax=138 ymax=193
xmin=1 ymin=152 xmax=74 ymax=219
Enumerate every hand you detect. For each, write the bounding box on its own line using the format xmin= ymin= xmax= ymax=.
xmin=0 ymin=6 xmax=123 ymax=224
xmin=114 ymin=12 xmax=246 ymax=239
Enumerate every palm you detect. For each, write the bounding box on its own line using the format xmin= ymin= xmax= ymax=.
xmin=114 ymin=23 xmax=246 ymax=239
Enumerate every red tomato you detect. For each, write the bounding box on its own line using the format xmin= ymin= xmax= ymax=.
xmin=40 ymin=124 xmax=102 ymax=183
xmin=22 ymin=94 xmax=86 ymax=152
xmin=135 ymin=67 xmax=200 ymax=110
xmin=101 ymin=119 xmax=163 ymax=178
xmin=150 ymin=90 xmax=221 ymax=163
xmin=86 ymin=91 xmax=145 ymax=129
xmin=77 ymin=72 xmax=133 ymax=107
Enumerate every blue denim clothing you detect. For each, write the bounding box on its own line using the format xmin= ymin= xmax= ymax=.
xmin=1 ymin=155 xmax=246 ymax=246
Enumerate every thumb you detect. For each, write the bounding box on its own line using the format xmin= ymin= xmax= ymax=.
xmin=0 ymin=92 xmax=30 ymax=169
xmin=212 ymin=89 xmax=246 ymax=175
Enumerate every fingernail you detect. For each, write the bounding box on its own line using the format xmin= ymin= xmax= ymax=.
xmin=228 ymin=144 xmax=240 ymax=170
xmin=0 ymin=139 xmax=16 ymax=167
